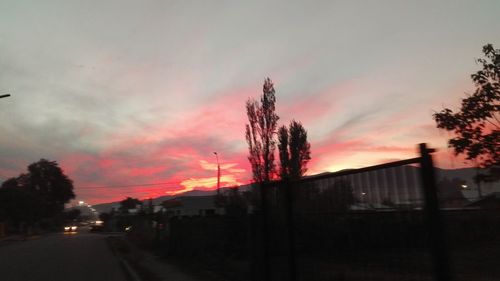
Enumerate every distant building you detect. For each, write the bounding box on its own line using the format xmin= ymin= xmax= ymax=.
xmin=162 ymin=195 xmax=225 ymax=217
xmin=153 ymin=205 xmax=163 ymax=213
xmin=466 ymin=192 xmax=500 ymax=209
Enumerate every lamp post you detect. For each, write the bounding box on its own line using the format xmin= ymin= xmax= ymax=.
xmin=213 ymin=152 xmax=220 ymax=195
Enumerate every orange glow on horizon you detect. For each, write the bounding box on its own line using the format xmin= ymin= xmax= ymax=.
xmin=179 ymin=175 xmax=243 ymax=190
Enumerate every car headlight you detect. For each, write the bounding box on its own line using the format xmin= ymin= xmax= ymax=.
xmin=71 ymin=226 xmax=77 ymax=231
xmin=64 ymin=226 xmax=70 ymax=231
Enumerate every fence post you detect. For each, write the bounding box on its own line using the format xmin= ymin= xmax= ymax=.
xmin=285 ymin=180 xmax=297 ymax=281
xmin=419 ymin=143 xmax=452 ymax=281
xmin=259 ymin=182 xmax=270 ymax=281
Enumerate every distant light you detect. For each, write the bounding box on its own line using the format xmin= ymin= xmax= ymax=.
xmin=361 ymin=192 xmax=366 ymax=196
xmin=95 ymin=220 xmax=103 ymax=225
xmin=78 ymin=201 xmax=84 ymax=205
xmin=461 ymin=184 xmax=468 ymax=189
xmin=87 ymin=204 xmax=92 ymax=207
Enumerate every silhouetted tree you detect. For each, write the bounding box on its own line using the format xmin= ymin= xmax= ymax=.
xmin=119 ymin=197 xmax=142 ymax=213
xmin=433 ymin=44 xmax=499 ymax=168
xmin=245 ymin=78 xmax=280 ymax=183
xmin=278 ymin=125 xmax=289 ymax=179
xmin=474 ymin=166 xmax=500 ymax=183
xmin=278 ymin=120 xmax=311 ymax=180
xmin=0 ymin=184 xmax=43 ymax=226
xmin=0 ymin=177 xmax=20 ymax=189
xmin=23 ymin=159 xmax=75 ymax=217
xmin=0 ymin=160 xmax=75 ymax=222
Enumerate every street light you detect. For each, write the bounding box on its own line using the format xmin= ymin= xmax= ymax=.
xmin=361 ymin=192 xmax=366 ymax=203
xmin=213 ymin=152 xmax=220 ymax=195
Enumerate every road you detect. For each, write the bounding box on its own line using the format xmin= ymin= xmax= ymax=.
xmin=0 ymin=230 xmax=128 ymax=281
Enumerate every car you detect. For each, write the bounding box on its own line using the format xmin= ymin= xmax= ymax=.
xmin=64 ymin=225 xmax=78 ymax=233
xmin=89 ymin=224 xmax=103 ymax=232
xmin=89 ymin=220 xmax=104 ymax=232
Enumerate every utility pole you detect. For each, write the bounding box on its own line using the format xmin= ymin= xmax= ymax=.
xmin=0 ymin=94 xmax=10 ymax=99
xmin=419 ymin=143 xmax=451 ymax=281
xmin=213 ymin=152 xmax=220 ymax=195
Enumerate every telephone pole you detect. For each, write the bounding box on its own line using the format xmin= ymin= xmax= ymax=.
xmin=213 ymin=152 xmax=220 ymax=195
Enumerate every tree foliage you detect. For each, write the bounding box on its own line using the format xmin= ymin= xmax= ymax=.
xmin=277 ymin=125 xmax=289 ymax=179
xmin=119 ymin=197 xmax=142 ymax=213
xmin=24 ymin=159 xmax=75 ymax=217
xmin=245 ymin=78 xmax=280 ymax=183
xmin=433 ymin=44 xmax=499 ymax=168
xmin=0 ymin=159 xmax=75 ymax=223
xmin=278 ymin=120 xmax=311 ymax=180
xmin=0 ymin=184 xmax=43 ymax=224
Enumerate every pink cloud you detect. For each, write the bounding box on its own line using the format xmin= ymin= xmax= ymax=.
xmin=45 ymin=76 xmax=477 ymax=204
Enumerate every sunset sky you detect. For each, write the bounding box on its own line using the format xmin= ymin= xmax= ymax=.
xmin=0 ymin=1 xmax=499 ymax=204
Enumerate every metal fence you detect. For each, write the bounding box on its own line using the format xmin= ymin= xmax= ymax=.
xmin=255 ymin=143 xmax=450 ymax=281
xmin=160 ymin=144 xmax=499 ymax=281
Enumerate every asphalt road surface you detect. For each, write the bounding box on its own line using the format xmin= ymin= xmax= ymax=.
xmin=0 ymin=230 xmax=128 ymax=281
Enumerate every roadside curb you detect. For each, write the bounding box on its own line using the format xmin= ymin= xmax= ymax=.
xmin=0 ymin=234 xmax=41 ymax=243
xmin=106 ymin=235 xmax=203 ymax=281
xmin=118 ymin=255 xmax=143 ymax=281
xmin=106 ymin=236 xmax=143 ymax=281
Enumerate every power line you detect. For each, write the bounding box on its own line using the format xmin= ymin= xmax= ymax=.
xmin=78 ymin=181 xmax=181 ymax=189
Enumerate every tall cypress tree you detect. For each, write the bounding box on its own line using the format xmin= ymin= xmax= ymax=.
xmin=245 ymin=78 xmax=280 ymax=183
xmin=278 ymin=120 xmax=311 ymax=180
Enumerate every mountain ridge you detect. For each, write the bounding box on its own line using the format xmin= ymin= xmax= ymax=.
xmin=91 ymin=167 xmax=499 ymax=213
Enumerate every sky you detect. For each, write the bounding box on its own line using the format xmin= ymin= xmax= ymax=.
xmin=0 ymin=0 xmax=499 ymax=204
